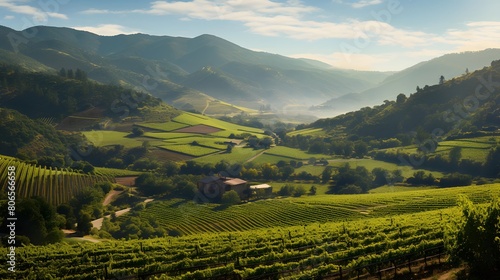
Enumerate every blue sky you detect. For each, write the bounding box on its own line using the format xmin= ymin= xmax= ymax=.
xmin=1 ymin=0 xmax=500 ymax=71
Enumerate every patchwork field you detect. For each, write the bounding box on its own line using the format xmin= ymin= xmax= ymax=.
xmin=81 ymin=112 xmax=266 ymax=160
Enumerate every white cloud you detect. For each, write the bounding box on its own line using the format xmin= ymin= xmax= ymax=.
xmin=351 ymin=0 xmax=383 ymax=9
xmin=81 ymin=1 xmax=425 ymax=44
xmin=438 ymin=21 xmax=500 ymax=52
xmin=72 ymin=24 xmax=140 ymax=36
xmin=0 ymin=0 xmax=68 ymax=21
xmin=333 ymin=0 xmax=383 ymax=9
xmin=3 ymin=15 xmax=14 ymax=20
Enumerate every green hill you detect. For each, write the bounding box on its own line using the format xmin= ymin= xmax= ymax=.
xmin=310 ymin=59 xmax=500 ymax=140
xmin=318 ymin=49 xmax=500 ymax=114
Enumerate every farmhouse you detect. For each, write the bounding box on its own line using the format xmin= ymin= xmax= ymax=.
xmin=198 ymin=176 xmax=250 ymax=200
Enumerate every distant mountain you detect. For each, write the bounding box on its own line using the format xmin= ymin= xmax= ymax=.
xmin=317 ymin=49 xmax=500 ymax=115
xmin=309 ymin=59 xmax=500 ymax=139
xmin=0 ymin=25 xmax=391 ymax=114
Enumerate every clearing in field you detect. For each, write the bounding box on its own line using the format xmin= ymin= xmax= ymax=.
xmin=173 ymin=124 xmax=222 ymax=134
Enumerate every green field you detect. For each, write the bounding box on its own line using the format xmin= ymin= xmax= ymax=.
xmin=327 ymin=158 xmax=445 ymax=178
xmin=82 ymin=130 xmax=144 ymax=148
xmin=81 ymin=112 xmax=266 ymax=162
xmin=380 ymin=135 xmax=499 ymax=163
xmin=136 ymin=121 xmax=188 ymax=132
xmin=159 ymin=144 xmax=221 ymax=157
xmin=264 ymin=146 xmax=331 ymax=160
xmin=287 ymin=127 xmax=327 ymax=137
xmin=195 ymin=147 xmax=263 ymax=164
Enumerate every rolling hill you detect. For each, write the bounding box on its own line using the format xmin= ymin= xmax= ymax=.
xmin=317 ymin=49 xmax=500 ymax=115
xmin=306 ymin=59 xmax=500 ymax=141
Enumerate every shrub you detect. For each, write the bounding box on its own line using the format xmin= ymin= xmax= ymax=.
xmin=446 ymin=196 xmax=500 ymax=277
xmin=439 ymin=173 xmax=472 ymax=187
xmin=221 ymin=190 xmax=241 ymax=206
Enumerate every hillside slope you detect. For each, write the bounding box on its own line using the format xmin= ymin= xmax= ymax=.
xmin=0 ymin=25 xmax=389 ymax=113
xmin=310 ymin=59 xmax=500 ymax=139
xmin=318 ymin=49 xmax=500 ymax=115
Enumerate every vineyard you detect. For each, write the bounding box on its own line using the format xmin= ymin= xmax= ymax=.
xmin=133 ymin=184 xmax=500 ymax=235
xmin=0 ymin=156 xmax=114 ymax=205
xmin=0 ymin=207 xmax=453 ymax=279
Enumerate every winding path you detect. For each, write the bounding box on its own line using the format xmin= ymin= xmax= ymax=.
xmin=91 ymin=198 xmax=154 ymax=230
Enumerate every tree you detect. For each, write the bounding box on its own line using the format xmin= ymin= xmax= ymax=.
xmin=396 ymin=93 xmax=407 ymax=104
xmin=439 ymin=75 xmax=445 ymax=85
xmin=293 ymin=186 xmax=306 ymax=197
xmin=449 ymin=146 xmax=462 ymax=166
xmin=58 ymin=67 xmax=67 ymax=77
xmin=221 ymin=190 xmax=241 ymax=206
xmin=465 ymin=68 xmax=469 ymax=75
xmin=280 ymin=165 xmax=295 ymax=180
xmin=131 ymin=127 xmax=144 ymax=137
xmin=309 ymin=185 xmax=317 ymax=195
xmin=260 ymin=137 xmax=274 ymax=149
xmin=446 ymin=196 xmax=500 ymax=277
xmin=77 ymin=212 xmax=93 ymax=235
xmin=321 ymin=166 xmax=333 ymax=184
xmin=484 ymin=146 xmax=500 ymax=177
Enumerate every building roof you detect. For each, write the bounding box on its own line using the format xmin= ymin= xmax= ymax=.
xmin=199 ymin=176 xmax=220 ymax=184
xmin=250 ymin=184 xmax=272 ymax=190
xmin=224 ymin=178 xmax=247 ymax=186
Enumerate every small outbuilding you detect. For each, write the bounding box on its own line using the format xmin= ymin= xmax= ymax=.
xmin=198 ymin=176 xmax=249 ymax=200
xmin=250 ymin=184 xmax=273 ymax=197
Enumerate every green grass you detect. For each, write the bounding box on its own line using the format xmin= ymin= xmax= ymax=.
xmin=328 ymin=158 xmax=445 ymax=178
xmin=264 ymin=146 xmax=330 ymax=160
xmin=173 ymin=112 xmax=265 ymax=137
xmin=159 ymin=144 xmax=221 ymax=157
xmin=195 ymin=147 xmax=263 ymax=164
xmin=287 ymin=127 xmax=327 ymax=137
xmin=82 ymin=130 xmax=143 ymax=148
xmin=294 ymin=164 xmax=328 ymax=176
xmin=136 ymin=121 xmax=188 ymax=132
xmin=143 ymin=132 xmax=202 ymax=140
xmin=250 ymin=153 xmax=292 ymax=165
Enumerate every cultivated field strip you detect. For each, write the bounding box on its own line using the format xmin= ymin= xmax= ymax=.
xmin=0 ymin=208 xmax=455 ymax=279
xmin=0 ymin=157 xmax=114 ymax=205
xmin=135 ymin=184 xmax=500 ymax=235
